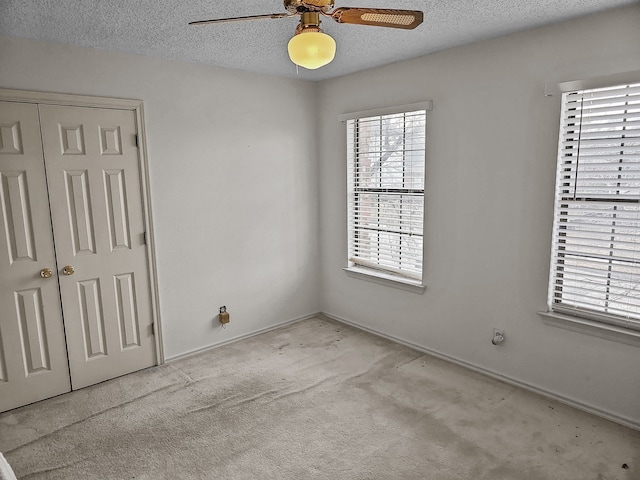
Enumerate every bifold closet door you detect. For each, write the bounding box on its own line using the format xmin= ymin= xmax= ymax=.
xmin=0 ymin=102 xmax=71 ymax=412
xmin=39 ymin=104 xmax=156 ymax=390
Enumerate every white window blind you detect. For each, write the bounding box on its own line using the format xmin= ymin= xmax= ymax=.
xmin=549 ymin=82 xmax=640 ymax=331
xmin=347 ymin=108 xmax=426 ymax=281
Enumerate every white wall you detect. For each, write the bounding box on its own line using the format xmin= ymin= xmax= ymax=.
xmin=318 ymin=5 xmax=640 ymax=427
xmin=0 ymin=35 xmax=321 ymax=360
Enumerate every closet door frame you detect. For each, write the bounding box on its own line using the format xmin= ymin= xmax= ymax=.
xmin=0 ymin=88 xmax=164 ymax=365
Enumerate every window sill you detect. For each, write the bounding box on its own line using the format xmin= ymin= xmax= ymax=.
xmin=538 ymin=311 xmax=640 ymax=347
xmin=343 ymin=267 xmax=426 ymax=294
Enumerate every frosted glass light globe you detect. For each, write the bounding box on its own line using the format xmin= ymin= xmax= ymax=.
xmin=288 ymin=31 xmax=336 ymax=70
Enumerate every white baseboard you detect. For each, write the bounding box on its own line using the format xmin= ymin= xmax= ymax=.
xmin=164 ymin=312 xmax=316 ymax=363
xmin=318 ymin=312 xmax=640 ymax=432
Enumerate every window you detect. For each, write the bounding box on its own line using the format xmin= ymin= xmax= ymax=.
xmin=548 ymin=82 xmax=640 ymax=331
xmin=345 ymin=105 xmax=427 ymax=284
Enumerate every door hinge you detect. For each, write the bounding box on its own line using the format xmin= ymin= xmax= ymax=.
xmin=135 ymin=134 xmax=140 ymax=147
xmin=150 ymin=323 xmax=155 ymax=335
xmin=143 ymin=231 xmax=148 ymax=245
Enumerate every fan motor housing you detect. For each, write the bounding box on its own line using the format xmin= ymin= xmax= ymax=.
xmin=284 ymin=0 xmax=334 ymax=14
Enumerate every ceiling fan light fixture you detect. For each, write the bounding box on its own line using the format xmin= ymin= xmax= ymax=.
xmin=287 ymin=29 xmax=336 ymax=70
xmin=190 ymin=2 xmax=423 ymax=71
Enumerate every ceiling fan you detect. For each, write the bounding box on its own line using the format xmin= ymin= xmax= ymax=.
xmin=190 ymin=0 xmax=424 ymax=70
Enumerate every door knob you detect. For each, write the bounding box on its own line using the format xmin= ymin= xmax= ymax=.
xmin=40 ymin=268 xmax=53 ymax=278
xmin=62 ymin=265 xmax=75 ymax=276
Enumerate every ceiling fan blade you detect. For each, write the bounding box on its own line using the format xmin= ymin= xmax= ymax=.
xmin=329 ymin=8 xmax=423 ymax=29
xmin=189 ymin=13 xmax=293 ymax=26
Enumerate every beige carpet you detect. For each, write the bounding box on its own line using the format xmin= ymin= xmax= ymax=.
xmin=0 ymin=316 xmax=638 ymax=479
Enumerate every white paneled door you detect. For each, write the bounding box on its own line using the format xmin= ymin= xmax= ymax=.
xmin=0 ymin=102 xmax=71 ymax=412
xmin=0 ymin=100 xmax=157 ymax=412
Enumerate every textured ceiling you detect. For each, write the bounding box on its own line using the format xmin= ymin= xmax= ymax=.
xmin=0 ymin=0 xmax=637 ymax=81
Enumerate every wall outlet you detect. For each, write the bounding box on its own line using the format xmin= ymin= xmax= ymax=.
xmin=492 ymin=328 xmax=505 ymax=345
xmin=219 ymin=306 xmax=230 ymax=325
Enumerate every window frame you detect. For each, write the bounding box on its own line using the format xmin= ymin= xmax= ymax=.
xmin=340 ymin=102 xmax=431 ymax=292
xmin=543 ymin=74 xmax=640 ymax=341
